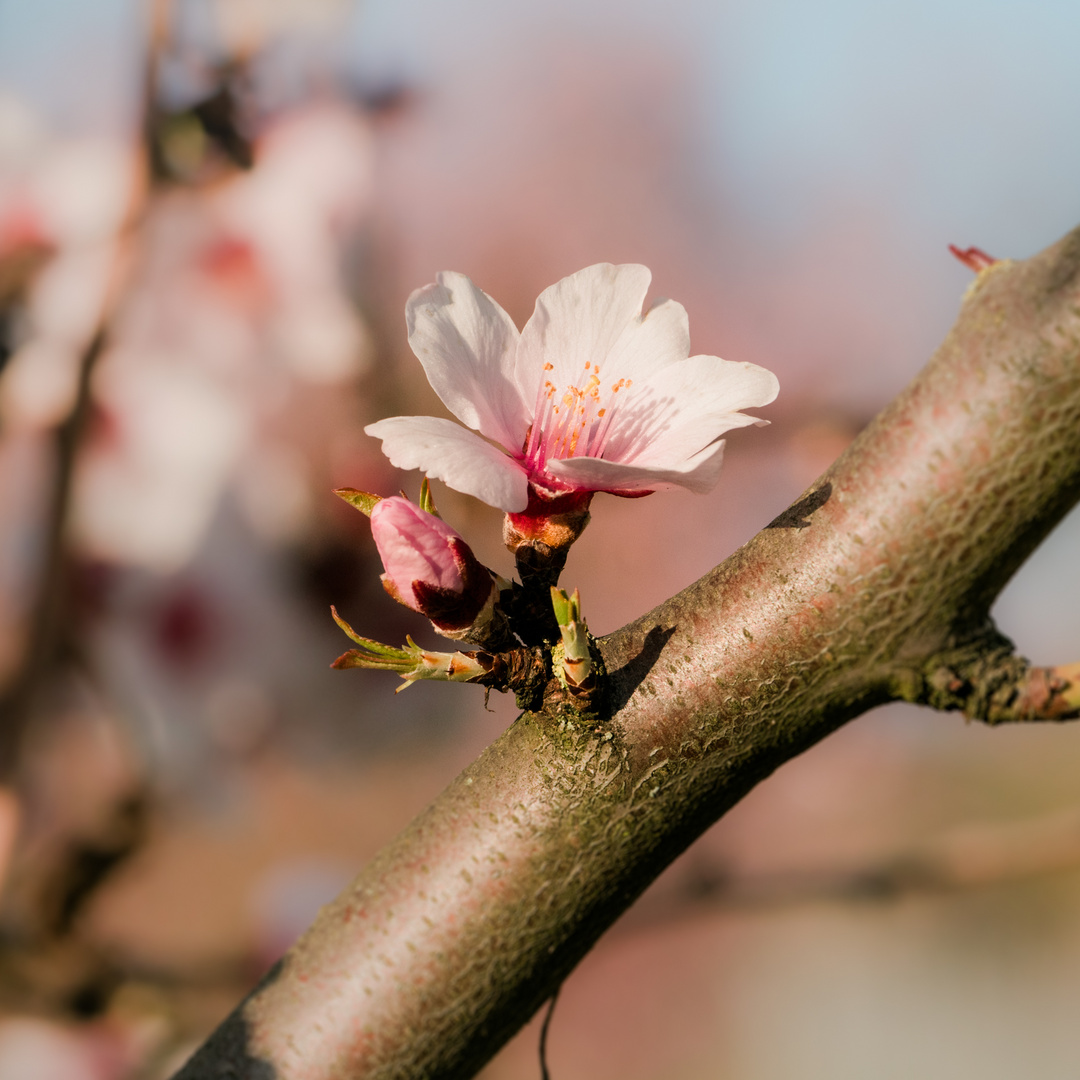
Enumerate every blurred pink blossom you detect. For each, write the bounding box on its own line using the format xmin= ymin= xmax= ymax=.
xmin=67 ymin=101 xmax=375 ymax=571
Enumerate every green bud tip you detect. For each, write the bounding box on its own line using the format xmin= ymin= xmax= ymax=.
xmin=333 ymin=488 xmax=382 ymax=517
xmin=418 ymin=476 xmax=440 ymax=517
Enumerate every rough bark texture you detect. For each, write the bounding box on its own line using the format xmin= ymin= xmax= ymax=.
xmin=174 ymin=227 xmax=1080 ymax=1079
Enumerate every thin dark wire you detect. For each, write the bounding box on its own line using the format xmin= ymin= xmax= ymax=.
xmin=539 ymin=985 xmax=561 ymax=1080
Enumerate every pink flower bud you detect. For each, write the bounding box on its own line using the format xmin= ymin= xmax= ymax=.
xmin=369 ymin=497 xmax=492 ymax=631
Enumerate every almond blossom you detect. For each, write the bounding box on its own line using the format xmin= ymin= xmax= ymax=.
xmin=365 ymin=263 xmax=779 ymax=517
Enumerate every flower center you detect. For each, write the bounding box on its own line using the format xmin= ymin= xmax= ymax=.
xmin=523 ymin=361 xmax=632 ymax=473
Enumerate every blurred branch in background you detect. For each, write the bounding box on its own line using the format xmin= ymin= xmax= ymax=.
xmin=639 ymin=804 xmax=1080 ymax=925
xmin=0 ymin=14 xmax=156 ymax=1048
xmin=0 ymin=260 xmax=128 ymax=776
xmin=0 ymin=0 xmax=411 ymax=1073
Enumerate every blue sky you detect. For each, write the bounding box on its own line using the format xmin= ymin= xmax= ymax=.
xmin=5 ymin=0 xmax=1079 ymax=258
xmin=344 ymin=0 xmax=1080 ymax=255
xmin=0 ymin=0 xmax=141 ymax=134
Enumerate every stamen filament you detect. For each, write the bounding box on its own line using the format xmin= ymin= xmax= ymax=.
xmin=586 ymin=378 xmax=630 ymax=458
xmin=525 ymin=361 xmax=636 ymax=479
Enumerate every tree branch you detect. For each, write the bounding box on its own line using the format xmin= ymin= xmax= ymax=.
xmin=174 ymin=226 xmax=1080 ymax=1079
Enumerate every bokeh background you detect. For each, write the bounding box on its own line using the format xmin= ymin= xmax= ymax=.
xmin=1 ymin=0 xmax=1080 ymax=1077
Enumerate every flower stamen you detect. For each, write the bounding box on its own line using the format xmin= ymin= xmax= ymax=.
xmin=586 ymin=378 xmax=631 ymax=459
xmin=524 ymin=365 xmax=641 ymax=478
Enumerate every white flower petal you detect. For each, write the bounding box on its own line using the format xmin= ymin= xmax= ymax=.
xmin=365 ymin=416 xmax=530 ymax=512
xmin=516 ymin=263 xmax=652 ymax=404
xmin=548 ymin=440 xmax=727 ymax=495
xmin=602 ymin=356 xmax=779 ymax=466
xmin=601 ymin=296 xmax=690 ymax=385
xmin=405 ymin=272 xmax=528 ymax=452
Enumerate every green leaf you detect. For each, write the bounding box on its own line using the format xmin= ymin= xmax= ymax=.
xmin=331 ymin=606 xmax=412 ymax=658
xmin=329 ymin=608 xmax=491 ymax=691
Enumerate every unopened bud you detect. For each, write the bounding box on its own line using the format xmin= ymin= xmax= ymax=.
xmin=370 ymin=496 xmax=507 ymax=645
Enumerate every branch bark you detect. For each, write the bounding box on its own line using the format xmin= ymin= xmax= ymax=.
xmin=174 ymin=226 xmax=1080 ymax=1079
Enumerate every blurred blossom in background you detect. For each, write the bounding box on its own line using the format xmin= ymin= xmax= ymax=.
xmin=1 ymin=0 xmax=1080 ymax=1077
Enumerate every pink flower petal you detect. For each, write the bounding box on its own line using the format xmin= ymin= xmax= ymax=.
xmin=365 ymin=416 xmax=530 ymax=512
xmin=406 ymin=272 xmax=529 ymax=452
xmin=601 ymin=355 xmax=779 ymax=466
xmin=370 ymin=497 xmax=465 ymax=606
xmin=516 ymin=263 xmax=652 ymax=406
xmin=601 ymin=296 xmax=691 ymax=385
xmin=547 ymin=440 xmax=727 ymax=495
